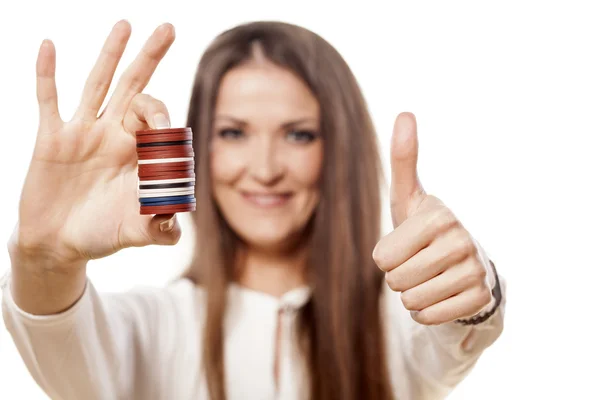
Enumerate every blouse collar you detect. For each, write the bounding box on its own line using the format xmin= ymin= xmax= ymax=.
xmin=229 ymin=283 xmax=312 ymax=313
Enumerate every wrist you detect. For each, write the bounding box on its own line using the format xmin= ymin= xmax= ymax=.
xmin=8 ymin=226 xmax=87 ymax=273
xmin=8 ymin=240 xmax=88 ymax=315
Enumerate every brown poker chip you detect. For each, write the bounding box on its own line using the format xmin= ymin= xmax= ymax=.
xmin=138 ymin=167 xmax=195 ymax=176
xmin=137 ymin=150 xmax=194 ymax=158
xmin=138 ymin=159 xmax=195 ymax=167
xmin=138 ymin=161 xmax=195 ymax=173
xmin=137 ymin=153 xmax=195 ymax=161
xmin=136 ymin=144 xmax=193 ymax=154
xmin=138 ymin=173 xmax=195 ymax=181
xmin=140 ymin=202 xmax=196 ymax=215
xmin=138 ymin=170 xmax=195 ymax=178
xmin=136 ymin=127 xmax=192 ymax=136
xmin=138 ymin=172 xmax=196 ymax=180
xmin=137 ymin=150 xmax=195 ymax=160
xmin=135 ymin=133 xmax=193 ymax=144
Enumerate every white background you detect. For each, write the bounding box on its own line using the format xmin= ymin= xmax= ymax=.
xmin=1 ymin=1 xmax=599 ymax=399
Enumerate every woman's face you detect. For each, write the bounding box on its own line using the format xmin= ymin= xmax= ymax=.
xmin=210 ymin=61 xmax=323 ymax=251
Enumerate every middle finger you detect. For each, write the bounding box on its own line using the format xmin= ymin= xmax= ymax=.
xmin=102 ymin=23 xmax=175 ymax=120
xmin=74 ymin=20 xmax=132 ymax=121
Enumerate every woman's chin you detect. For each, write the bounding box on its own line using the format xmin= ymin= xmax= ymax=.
xmin=236 ymin=227 xmax=302 ymax=253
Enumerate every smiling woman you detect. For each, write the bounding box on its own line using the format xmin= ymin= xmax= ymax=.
xmin=210 ymin=58 xmax=323 ymax=255
xmin=1 ymin=19 xmax=505 ymax=400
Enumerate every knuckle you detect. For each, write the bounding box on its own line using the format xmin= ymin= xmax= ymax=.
xmin=413 ymin=310 xmax=437 ymax=326
xmin=477 ymin=285 xmax=493 ymax=305
xmin=130 ymin=93 xmax=169 ymax=120
xmin=474 ymin=262 xmax=488 ymax=280
xmin=141 ymin=45 xmax=161 ymax=63
xmin=401 ymin=290 xmax=419 ymax=311
xmin=456 ymin=232 xmax=476 ymax=257
xmin=427 ymin=207 xmax=457 ymax=233
xmin=130 ymin=92 xmax=150 ymax=107
xmin=128 ymin=73 xmax=146 ymax=93
xmin=372 ymin=243 xmax=386 ymax=269
xmin=465 ymin=273 xmax=481 ymax=289
xmin=438 ymin=207 xmax=457 ymax=228
xmin=385 ymin=272 xmax=400 ymax=291
xmin=151 ymin=98 xmax=167 ymax=113
xmin=91 ymin=79 xmax=110 ymax=95
xmin=465 ymin=262 xmax=487 ymax=287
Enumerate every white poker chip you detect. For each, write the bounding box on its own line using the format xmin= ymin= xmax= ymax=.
xmin=137 ymin=177 xmax=196 ymax=185
xmin=139 ymin=190 xmax=196 ymax=198
xmin=138 ymin=187 xmax=196 ymax=194
xmin=137 ymin=157 xmax=194 ymax=165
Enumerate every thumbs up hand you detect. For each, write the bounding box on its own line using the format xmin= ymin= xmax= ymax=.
xmin=373 ymin=113 xmax=493 ymax=325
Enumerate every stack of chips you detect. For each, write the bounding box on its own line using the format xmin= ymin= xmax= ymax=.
xmin=135 ymin=127 xmax=196 ymax=215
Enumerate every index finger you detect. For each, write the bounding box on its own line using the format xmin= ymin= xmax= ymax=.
xmin=373 ymin=200 xmax=456 ymax=272
xmin=102 ymin=23 xmax=175 ymax=120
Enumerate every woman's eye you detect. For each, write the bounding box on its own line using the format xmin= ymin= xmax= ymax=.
xmin=286 ymin=130 xmax=318 ymax=143
xmin=218 ymin=129 xmax=244 ymax=140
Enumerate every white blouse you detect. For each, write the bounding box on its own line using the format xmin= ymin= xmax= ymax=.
xmin=1 ymin=268 xmax=505 ymax=400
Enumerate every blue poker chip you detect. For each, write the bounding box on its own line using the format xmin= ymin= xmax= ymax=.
xmin=139 ymin=199 xmax=196 ymax=206
xmin=139 ymin=194 xmax=195 ymax=205
xmin=139 ymin=197 xmax=195 ymax=205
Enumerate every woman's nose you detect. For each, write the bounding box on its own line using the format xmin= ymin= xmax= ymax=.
xmin=249 ymin=137 xmax=284 ymax=185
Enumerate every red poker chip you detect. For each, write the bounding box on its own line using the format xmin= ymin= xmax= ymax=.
xmin=138 ymin=160 xmax=194 ymax=167
xmin=137 ymin=154 xmax=195 ymax=161
xmin=138 ymin=170 xmax=195 ymax=178
xmin=138 ymin=172 xmax=195 ymax=180
xmin=136 ymin=127 xmax=192 ymax=136
xmin=138 ymin=163 xmax=195 ymax=174
xmin=136 ymin=144 xmax=193 ymax=153
xmin=138 ymin=166 xmax=195 ymax=174
xmin=135 ymin=133 xmax=193 ymax=144
xmin=137 ymin=150 xmax=195 ymax=160
xmin=136 ymin=145 xmax=194 ymax=153
xmin=140 ymin=202 xmax=196 ymax=215
xmin=137 ymin=149 xmax=194 ymax=157
xmin=138 ymin=175 xmax=195 ymax=182
xmin=138 ymin=172 xmax=196 ymax=180
xmin=139 ymin=159 xmax=194 ymax=167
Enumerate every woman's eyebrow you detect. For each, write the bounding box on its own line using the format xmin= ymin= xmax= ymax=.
xmin=214 ymin=115 xmax=318 ymax=129
xmin=214 ymin=115 xmax=247 ymax=127
xmin=280 ymin=118 xmax=319 ymax=129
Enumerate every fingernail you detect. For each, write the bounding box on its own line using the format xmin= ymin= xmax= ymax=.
xmin=153 ymin=113 xmax=170 ymax=129
xmin=159 ymin=216 xmax=175 ymax=232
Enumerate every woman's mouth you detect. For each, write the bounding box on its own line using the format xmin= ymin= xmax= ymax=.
xmin=241 ymin=191 xmax=293 ymax=207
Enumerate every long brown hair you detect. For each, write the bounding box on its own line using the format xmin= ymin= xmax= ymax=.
xmin=183 ymin=21 xmax=392 ymax=400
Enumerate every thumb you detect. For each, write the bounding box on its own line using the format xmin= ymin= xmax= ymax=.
xmin=147 ymin=213 xmax=182 ymax=246
xmin=390 ymin=112 xmax=426 ymax=227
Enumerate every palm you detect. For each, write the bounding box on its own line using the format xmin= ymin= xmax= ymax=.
xmin=17 ymin=21 xmax=177 ymax=262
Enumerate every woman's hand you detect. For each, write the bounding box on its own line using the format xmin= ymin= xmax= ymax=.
xmin=13 ymin=20 xmax=182 ymax=266
xmin=373 ymin=113 xmax=494 ymax=325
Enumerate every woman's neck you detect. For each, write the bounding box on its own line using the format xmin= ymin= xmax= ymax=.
xmin=235 ymin=244 xmax=308 ymax=298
